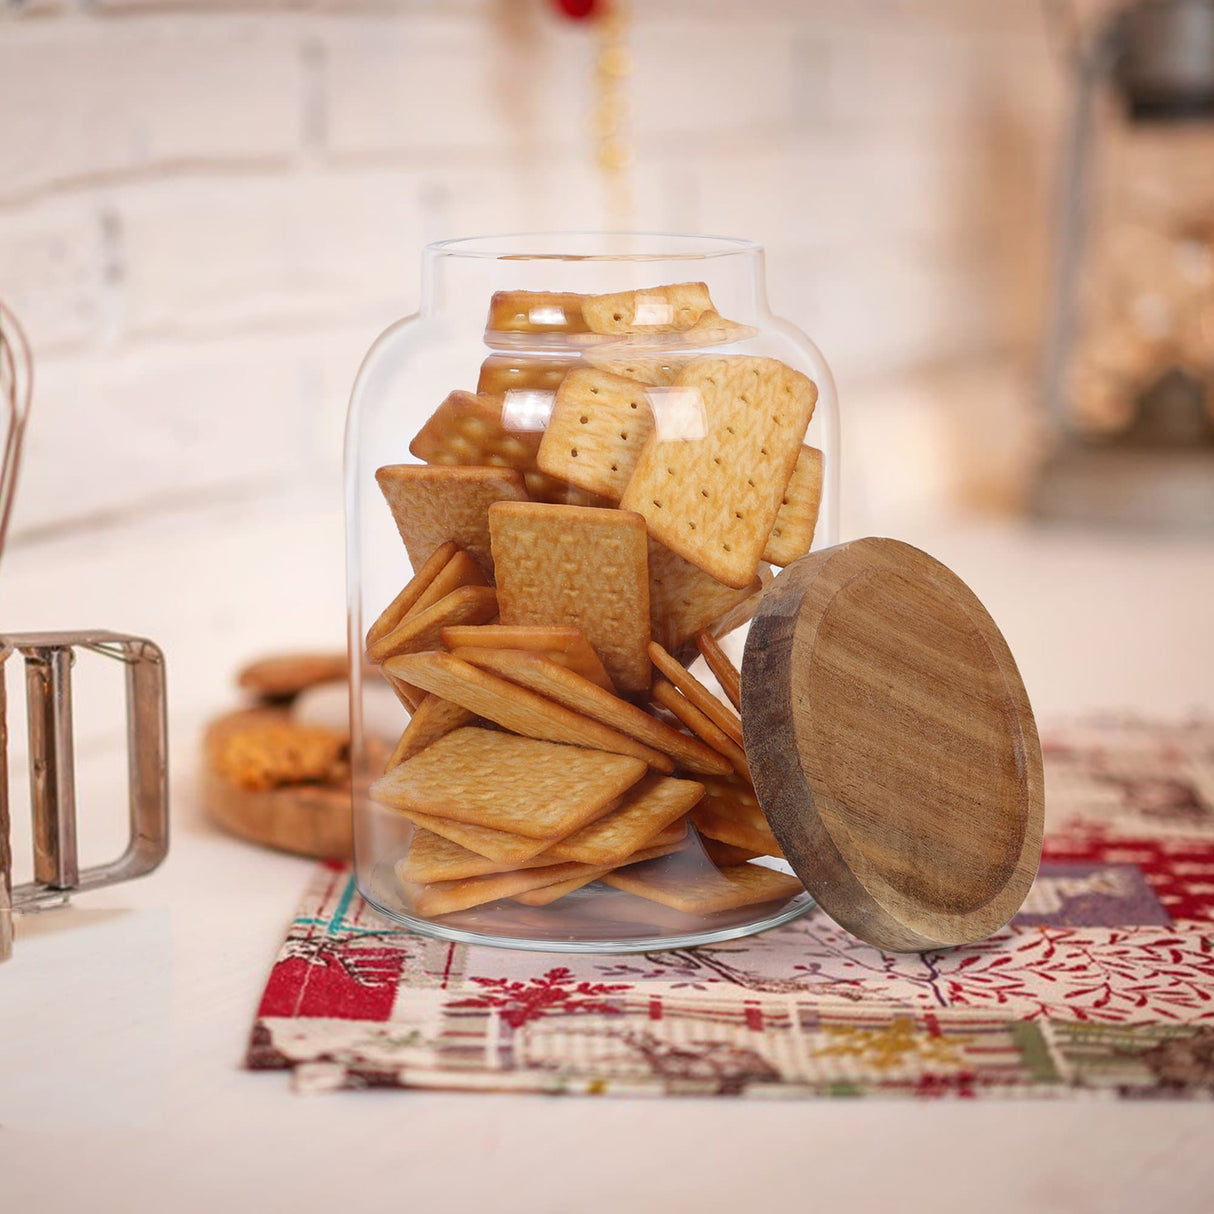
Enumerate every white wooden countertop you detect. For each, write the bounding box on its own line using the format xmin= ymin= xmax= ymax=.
xmin=2 ymin=489 xmax=1213 ymax=1214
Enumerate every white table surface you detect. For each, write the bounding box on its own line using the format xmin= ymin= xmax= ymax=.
xmin=2 ymin=490 xmax=1213 ymax=1214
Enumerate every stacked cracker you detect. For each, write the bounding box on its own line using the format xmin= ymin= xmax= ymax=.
xmin=366 ymin=282 xmax=821 ymax=919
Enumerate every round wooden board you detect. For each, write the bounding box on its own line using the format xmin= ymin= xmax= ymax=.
xmin=202 ymin=708 xmax=353 ymax=861
xmin=741 ymin=538 xmax=1044 ymax=952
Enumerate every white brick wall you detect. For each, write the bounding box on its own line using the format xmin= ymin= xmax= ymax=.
xmin=0 ymin=0 xmax=1072 ymax=546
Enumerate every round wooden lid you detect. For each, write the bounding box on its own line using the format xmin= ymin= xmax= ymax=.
xmin=740 ymin=538 xmax=1044 ymax=952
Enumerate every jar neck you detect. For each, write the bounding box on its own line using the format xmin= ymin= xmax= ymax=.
xmin=420 ymin=233 xmax=770 ymax=335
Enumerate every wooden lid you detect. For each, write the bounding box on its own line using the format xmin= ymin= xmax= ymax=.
xmin=740 ymin=538 xmax=1044 ymax=952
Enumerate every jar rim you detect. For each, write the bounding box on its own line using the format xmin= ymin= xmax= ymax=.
xmin=427 ymin=231 xmax=763 ymax=262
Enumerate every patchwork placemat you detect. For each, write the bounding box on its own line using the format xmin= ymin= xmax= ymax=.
xmin=247 ymin=719 xmax=1214 ymax=1097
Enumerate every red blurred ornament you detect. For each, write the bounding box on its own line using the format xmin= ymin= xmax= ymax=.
xmin=553 ymin=0 xmax=600 ymax=19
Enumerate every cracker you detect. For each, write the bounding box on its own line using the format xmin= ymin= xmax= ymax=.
xmin=650 ymin=678 xmax=749 ymax=781
xmin=236 ymin=652 xmax=348 ymax=702
xmin=384 ymin=651 xmax=674 ymax=772
xmin=695 ymin=630 xmax=741 ymax=710
xmin=691 ymin=783 xmax=783 ymax=858
xmin=762 ymin=445 xmax=823 ymax=567
xmin=386 ymin=694 xmax=476 ymax=770
xmin=603 ymin=857 xmax=804 ymax=914
xmin=398 ymin=828 xmax=568 ymax=884
xmin=365 ymin=540 xmax=459 ymax=650
xmin=452 ymin=647 xmax=730 ymax=777
xmin=583 ymin=352 xmax=690 ymax=386
xmin=476 ymin=355 xmax=575 ymax=397
xmin=440 ymin=624 xmax=614 ymax=692
xmin=489 ymin=502 xmax=652 ymax=693
xmin=649 ymin=641 xmax=744 ymax=747
xmin=546 ymin=772 xmax=703 ymax=864
xmin=215 ymin=721 xmax=349 ymax=792
xmin=372 ymin=726 xmax=645 ymax=839
xmin=647 ymin=537 xmax=760 ymax=653
xmin=404 ymin=860 xmax=604 ymax=917
xmin=703 ymin=561 xmax=773 ymax=640
xmin=512 ymin=838 xmax=683 ymax=907
xmin=488 ymin=290 xmax=590 ymax=335
xmin=381 ymin=668 xmax=425 ymax=713
xmin=367 ymin=585 xmax=498 ymax=664
xmin=699 ymin=838 xmax=762 ymax=866
xmin=394 ymin=807 xmax=556 ymax=865
xmin=536 ymin=368 xmax=656 ymax=502
xmin=376 ymin=464 xmax=529 ymax=579
xmin=582 ymin=282 xmax=714 ymax=335
xmin=619 ymin=356 xmax=817 ymax=588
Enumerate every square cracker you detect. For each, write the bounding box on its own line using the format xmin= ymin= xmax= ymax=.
xmin=398 ymin=828 xmax=568 ymax=884
xmin=649 ymin=641 xmax=743 ymax=747
xmin=365 ymin=540 xmax=458 ymax=651
xmin=619 ymin=357 xmax=817 ymax=588
xmin=537 ymin=368 xmax=656 ymax=502
xmin=762 ymin=445 xmax=823 ymax=567
xmin=403 ymin=859 xmax=605 ymax=917
xmin=547 ymin=772 xmax=703 ymax=864
xmin=647 ymin=537 xmax=760 ymax=652
xmin=583 ymin=352 xmax=690 ymax=386
xmin=512 ymin=835 xmax=685 ymax=906
xmin=384 ymin=651 xmax=674 ymax=771
xmin=695 ymin=630 xmax=741 ymax=710
xmin=451 ymin=647 xmax=729 ymax=777
xmin=386 ymin=694 xmax=476 ymax=770
xmin=440 ymin=624 xmax=614 ymax=692
xmin=393 ymin=807 xmax=558 ymax=865
xmin=487 ymin=291 xmax=589 ymax=335
xmin=603 ymin=857 xmax=804 ymax=914
xmin=489 ymin=502 xmax=652 ymax=693
xmin=376 ymin=464 xmax=529 ymax=579
xmin=582 ymin=282 xmax=714 ymax=335
xmin=650 ymin=678 xmax=749 ymax=782
xmin=367 ymin=585 xmax=498 ymax=664
xmin=407 ymin=391 xmax=567 ymax=505
xmin=477 ymin=355 xmax=575 ymax=397
xmin=371 ymin=726 xmax=645 ymax=839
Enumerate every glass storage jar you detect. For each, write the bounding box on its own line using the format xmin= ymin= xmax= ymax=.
xmin=346 ymin=233 xmax=838 ymax=951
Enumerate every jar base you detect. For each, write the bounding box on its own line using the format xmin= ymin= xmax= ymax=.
xmin=357 ymin=864 xmax=816 ymax=954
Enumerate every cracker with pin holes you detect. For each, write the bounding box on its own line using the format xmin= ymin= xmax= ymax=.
xmin=441 ymin=624 xmax=614 ymax=692
xmin=603 ymin=856 xmax=803 ymax=914
xmin=583 ymin=351 xmax=691 ymax=386
xmin=477 ymin=355 xmax=575 ymax=397
xmin=487 ymin=291 xmax=590 ymax=336
xmin=450 ymin=647 xmax=729 ymax=777
xmin=695 ymin=630 xmax=741 ymax=710
xmin=650 ymin=678 xmax=749 ymax=781
xmin=763 ymin=445 xmax=823 ymax=567
xmin=489 ymin=502 xmax=652 ymax=693
xmin=545 ymin=772 xmax=703 ymax=865
xmin=377 ymin=464 xmax=529 ymax=580
xmin=647 ymin=537 xmax=761 ymax=653
xmin=649 ymin=641 xmax=744 ymax=747
xmin=372 ymin=726 xmax=646 ymax=839
xmin=512 ymin=836 xmax=686 ymax=907
xmin=582 ymin=282 xmax=715 ymax=335
xmin=619 ymin=357 xmax=817 ymax=589
xmin=386 ymin=694 xmax=476 ymax=770
xmin=385 ymin=651 xmax=674 ymax=771
xmin=408 ymin=391 xmax=567 ymax=505
xmin=537 ymin=368 xmax=656 ymax=502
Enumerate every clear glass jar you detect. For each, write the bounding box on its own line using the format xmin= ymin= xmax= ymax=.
xmin=346 ymin=233 xmax=838 ymax=951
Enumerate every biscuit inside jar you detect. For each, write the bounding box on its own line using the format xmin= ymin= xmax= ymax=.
xmin=365 ymin=280 xmax=822 ymax=922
